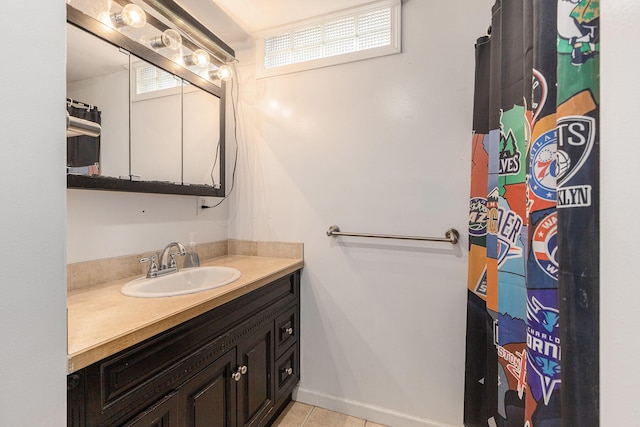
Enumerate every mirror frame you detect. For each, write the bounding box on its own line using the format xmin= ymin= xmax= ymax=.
xmin=66 ymin=4 xmax=232 ymax=197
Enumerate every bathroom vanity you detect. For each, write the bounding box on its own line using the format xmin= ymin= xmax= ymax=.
xmin=67 ymin=255 xmax=302 ymax=427
xmin=65 ymin=1 xmax=303 ymax=424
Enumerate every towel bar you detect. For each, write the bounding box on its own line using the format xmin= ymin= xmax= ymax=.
xmin=326 ymin=225 xmax=459 ymax=244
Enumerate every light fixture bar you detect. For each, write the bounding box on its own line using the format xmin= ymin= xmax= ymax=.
xmin=141 ymin=0 xmax=237 ymax=64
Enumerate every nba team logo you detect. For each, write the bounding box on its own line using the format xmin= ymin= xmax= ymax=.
xmin=499 ymin=129 xmax=522 ymax=175
xmin=526 ymin=293 xmax=561 ymax=405
xmin=487 ymin=188 xmax=523 ymax=266
xmin=469 ymin=197 xmax=488 ymax=237
xmin=556 ymin=115 xmax=595 ymax=208
xmin=532 ymin=69 xmax=548 ymax=123
xmin=556 ymin=115 xmax=595 ymax=185
xmin=529 ymin=129 xmax=557 ymax=203
xmin=474 ymin=270 xmax=487 ymax=296
xmin=532 ymin=212 xmax=558 ymax=280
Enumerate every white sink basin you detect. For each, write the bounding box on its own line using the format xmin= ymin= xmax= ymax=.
xmin=121 ymin=266 xmax=241 ymax=298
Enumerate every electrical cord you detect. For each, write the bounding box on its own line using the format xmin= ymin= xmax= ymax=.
xmin=202 ymin=68 xmax=239 ymax=209
xmin=209 ymin=133 xmax=220 ymax=188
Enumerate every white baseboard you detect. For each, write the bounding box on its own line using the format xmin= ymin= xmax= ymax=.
xmin=293 ymin=387 xmax=462 ymax=427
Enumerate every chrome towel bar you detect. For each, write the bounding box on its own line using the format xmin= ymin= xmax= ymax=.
xmin=326 ymin=225 xmax=459 ymax=244
xmin=66 ymin=111 xmax=101 ymax=138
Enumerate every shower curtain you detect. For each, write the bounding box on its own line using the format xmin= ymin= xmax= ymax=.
xmin=464 ymin=1 xmax=599 ymax=426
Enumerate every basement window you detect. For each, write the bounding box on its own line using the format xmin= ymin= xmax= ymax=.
xmin=136 ymin=65 xmax=181 ymax=95
xmin=132 ymin=63 xmax=198 ymax=102
xmin=256 ymin=0 xmax=401 ymax=78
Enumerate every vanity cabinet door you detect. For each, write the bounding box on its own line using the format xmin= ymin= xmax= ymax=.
xmin=122 ymin=392 xmax=179 ymax=427
xmin=178 ymin=348 xmax=237 ymax=427
xmin=236 ymin=322 xmax=275 ymax=427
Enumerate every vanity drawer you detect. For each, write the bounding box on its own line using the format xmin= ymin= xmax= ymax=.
xmin=275 ymin=345 xmax=298 ymax=401
xmin=275 ymin=305 xmax=298 ymax=358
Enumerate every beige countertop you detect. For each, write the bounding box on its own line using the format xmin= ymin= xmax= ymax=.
xmin=67 ymin=255 xmax=303 ymax=374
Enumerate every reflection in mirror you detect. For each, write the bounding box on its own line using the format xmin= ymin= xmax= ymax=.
xmin=66 ymin=23 xmax=130 ymax=179
xmin=130 ymin=57 xmax=182 ymax=183
xmin=183 ymin=84 xmax=221 ymax=187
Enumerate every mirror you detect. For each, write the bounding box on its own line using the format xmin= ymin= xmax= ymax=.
xmin=183 ymin=85 xmax=222 ymax=188
xmin=67 ymin=24 xmax=130 ymax=179
xmin=66 ymin=2 xmax=233 ymax=197
xmin=130 ymin=57 xmax=183 ymax=183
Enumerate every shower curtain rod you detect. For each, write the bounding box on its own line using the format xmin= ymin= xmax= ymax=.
xmin=326 ymin=225 xmax=459 ymax=244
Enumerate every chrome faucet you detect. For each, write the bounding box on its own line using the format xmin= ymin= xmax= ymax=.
xmin=160 ymin=242 xmax=187 ymax=270
xmin=140 ymin=242 xmax=187 ymax=278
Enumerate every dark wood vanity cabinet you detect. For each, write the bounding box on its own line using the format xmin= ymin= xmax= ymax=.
xmin=67 ymin=271 xmax=301 ymax=427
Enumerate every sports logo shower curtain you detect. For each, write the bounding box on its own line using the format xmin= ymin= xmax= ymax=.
xmin=463 ymin=1 xmax=599 ymax=426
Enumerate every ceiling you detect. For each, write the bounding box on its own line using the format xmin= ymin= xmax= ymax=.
xmin=176 ymin=0 xmax=374 ymax=45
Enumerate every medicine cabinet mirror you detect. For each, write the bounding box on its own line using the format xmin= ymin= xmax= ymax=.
xmin=66 ymin=0 xmax=234 ymax=196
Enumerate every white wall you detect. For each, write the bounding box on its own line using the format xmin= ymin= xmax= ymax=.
xmin=67 ymin=190 xmax=228 ymax=263
xmin=0 ymin=2 xmax=67 ymax=425
xmin=600 ymin=1 xmax=640 ymax=425
xmin=228 ymin=1 xmax=493 ymax=425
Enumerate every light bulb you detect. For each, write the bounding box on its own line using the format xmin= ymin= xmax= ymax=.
xmin=184 ymin=49 xmax=210 ymax=67
xmin=111 ymin=4 xmax=146 ymax=28
xmin=121 ymin=4 xmax=146 ymax=27
xmin=141 ymin=29 xmax=182 ymax=50
xmin=160 ymin=29 xmax=182 ymax=49
xmin=193 ymin=49 xmax=210 ymax=67
xmin=209 ymin=64 xmax=233 ymax=81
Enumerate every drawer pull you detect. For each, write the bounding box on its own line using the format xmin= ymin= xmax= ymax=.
xmin=282 ymin=327 xmax=294 ymax=335
xmin=283 ymin=367 xmax=293 ymax=376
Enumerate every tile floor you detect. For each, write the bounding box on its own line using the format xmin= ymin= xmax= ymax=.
xmin=272 ymin=401 xmax=387 ymax=427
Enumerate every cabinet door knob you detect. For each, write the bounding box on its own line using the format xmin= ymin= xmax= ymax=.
xmin=282 ymin=327 xmax=294 ymax=335
xmin=232 ymin=365 xmax=248 ymax=381
xmin=283 ymin=367 xmax=293 ymax=376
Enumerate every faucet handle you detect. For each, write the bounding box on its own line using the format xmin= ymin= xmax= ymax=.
xmin=169 ymin=251 xmax=184 ymax=269
xmin=140 ymin=255 xmax=159 ymax=278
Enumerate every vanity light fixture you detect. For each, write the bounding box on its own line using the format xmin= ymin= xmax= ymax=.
xmin=108 ymin=3 xmax=147 ymax=29
xmin=209 ymin=64 xmax=233 ymax=81
xmin=140 ymin=29 xmax=182 ymax=50
xmin=183 ymin=49 xmax=210 ymax=67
